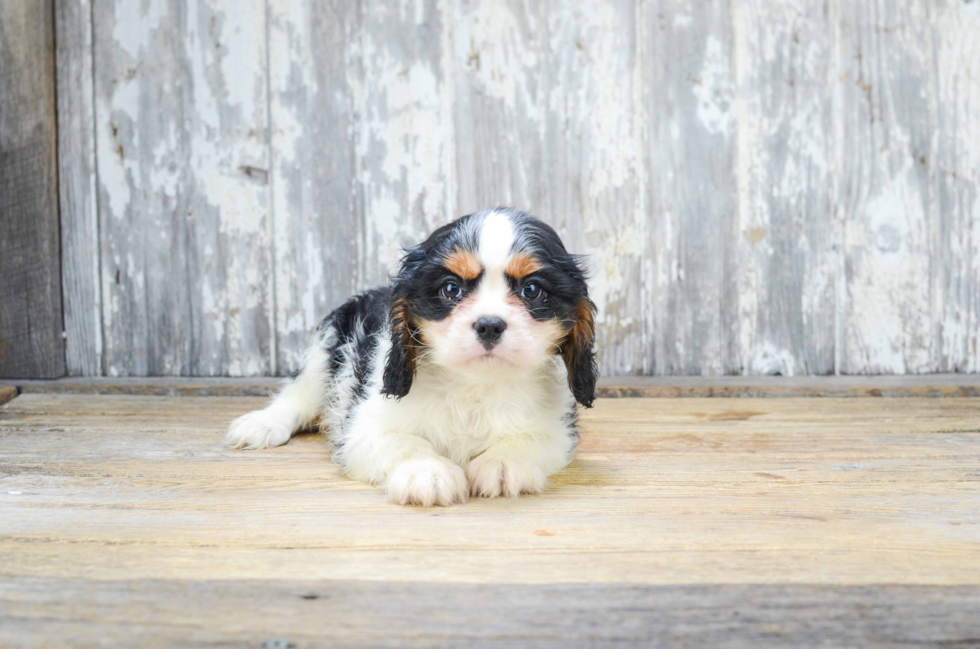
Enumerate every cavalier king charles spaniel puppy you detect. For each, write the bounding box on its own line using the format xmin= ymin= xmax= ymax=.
xmin=225 ymin=208 xmax=597 ymax=506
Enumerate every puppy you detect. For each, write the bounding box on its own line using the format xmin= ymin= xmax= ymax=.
xmin=225 ymin=208 xmax=598 ymax=505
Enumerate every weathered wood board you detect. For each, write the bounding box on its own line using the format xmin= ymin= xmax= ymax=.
xmin=90 ymin=0 xmax=275 ymax=377
xmin=5 ymin=374 xmax=980 ymax=399
xmin=2 ymin=394 xmax=979 ymax=584
xmin=2 ymin=579 xmax=979 ymax=648
xmin=1 ymin=393 xmax=979 ymax=645
xmin=56 ymin=0 xmax=102 ymax=377
xmin=0 ymin=2 xmax=65 ymax=379
xmin=55 ymin=0 xmax=980 ymax=377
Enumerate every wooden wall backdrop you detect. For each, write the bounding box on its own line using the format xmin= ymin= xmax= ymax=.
xmin=55 ymin=0 xmax=980 ymax=378
xmin=1 ymin=1 xmax=64 ymax=379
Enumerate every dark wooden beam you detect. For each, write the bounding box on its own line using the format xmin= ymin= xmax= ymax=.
xmin=0 ymin=1 xmax=64 ymax=378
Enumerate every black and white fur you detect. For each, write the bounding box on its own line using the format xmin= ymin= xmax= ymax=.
xmin=225 ymin=208 xmax=598 ymax=506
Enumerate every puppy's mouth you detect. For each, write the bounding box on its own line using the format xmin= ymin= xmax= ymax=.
xmin=457 ymin=344 xmax=509 ymax=364
xmin=476 ymin=345 xmax=516 ymax=364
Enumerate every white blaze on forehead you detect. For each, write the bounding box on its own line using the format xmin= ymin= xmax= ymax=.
xmin=477 ymin=210 xmax=515 ymax=271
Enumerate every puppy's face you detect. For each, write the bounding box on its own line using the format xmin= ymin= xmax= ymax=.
xmin=383 ymin=209 xmax=598 ymax=407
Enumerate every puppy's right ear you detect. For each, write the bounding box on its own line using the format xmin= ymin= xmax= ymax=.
xmin=381 ymin=249 xmax=425 ymax=399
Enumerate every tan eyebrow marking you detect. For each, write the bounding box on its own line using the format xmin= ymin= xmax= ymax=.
xmin=505 ymin=252 xmax=541 ymax=279
xmin=444 ymin=249 xmax=482 ymax=281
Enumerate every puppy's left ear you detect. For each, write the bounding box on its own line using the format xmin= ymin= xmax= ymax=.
xmin=381 ymin=286 xmax=418 ymax=399
xmin=562 ymin=298 xmax=598 ymax=408
xmin=382 ymin=248 xmax=426 ymax=399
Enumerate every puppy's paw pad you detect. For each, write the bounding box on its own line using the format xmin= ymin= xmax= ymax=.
xmin=386 ymin=457 xmax=468 ymax=507
xmin=466 ymin=455 xmax=546 ymax=498
xmin=224 ymin=410 xmax=292 ymax=450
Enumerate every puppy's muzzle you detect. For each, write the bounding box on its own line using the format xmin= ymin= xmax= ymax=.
xmin=473 ymin=316 xmax=507 ymax=349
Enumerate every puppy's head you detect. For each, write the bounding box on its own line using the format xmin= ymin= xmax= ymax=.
xmin=382 ymin=208 xmax=598 ymax=407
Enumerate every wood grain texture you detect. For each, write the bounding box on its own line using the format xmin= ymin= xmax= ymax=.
xmin=453 ymin=0 xmax=648 ymax=377
xmin=56 ymin=0 xmax=103 ymax=377
xmin=2 ymin=579 xmax=979 ymax=648
xmin=2 ymin=394 xmax=979 ymax=643
xmin=733 ymin=0 xmax=837 ymax=375
xmin=56 ymin=0 xmax=980 ymax=377
xmin=269 ymin=0 xmax=456 ymax=375
xmin=1 ymin=394 xmax=979 ymax=586
xmin=646 ymin=1 xmax=740 ymax=377
xmin=92 ymin=0 xmax=275 ymax=377
xmin=839 ymin=0 xmax=980 ymax=374
xmin=353 ymin=0 xmax=456 ymax=289
xmin=6 ymin=374 xmax=980 ymax=399
xmin=268 ymin=0 xmax=360 ymax=373
xmin=0 ymin=1 xmax=65 ymax=380
xmin=932 ymin=0 xmax=980 ymax=374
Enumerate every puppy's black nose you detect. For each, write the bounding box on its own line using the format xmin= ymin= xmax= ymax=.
xmin=473 ymin=316 xmax=507 ymax=348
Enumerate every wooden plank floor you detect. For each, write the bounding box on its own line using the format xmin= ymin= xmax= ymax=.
xmin=2 ymin=393 xmax=979 ymax=647
xmin=6 ymin=372 xmax=980 ymax=398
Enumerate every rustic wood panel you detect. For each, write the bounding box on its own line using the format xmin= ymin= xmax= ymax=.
xmin=6 ymin=374 xmax=980 ymax=399
xmin=2 ymin=578 xmax=979 ymax=648
xmin=269 ymin=0 xmax=457 ymax=375
xmin=92 ymin=0 xmax=274 ymax=376
xmin=268 ymin=0 xmax=360 ymax=373
xmin=645 ymin=1 xmax=739 ymax=375
xmin=2 ymin=394 xmax=979 ymax=585
xmin=839 ymin=0 xmax=980 ymax=374
xmin=56 ymin=0 xmax=102 ymax=377
xmin=838 ymin=0 xmax=931 ymax=373
xmin=732 ymin=0 xmax=837 ymax=375
xmin=452 ymin=1 xmax=648 ymax=377
xmin=544 ymin=0 xmax=648 ymax=376
xmin=353 ymin=0 xmax=457 ymax=288
xmin=0 ymin=1 xmax=65 ymax=379
xmin=931 ymin=0 xmax=980 ymax=374
xmin=56 ymin=0 xmax=980 ymax=377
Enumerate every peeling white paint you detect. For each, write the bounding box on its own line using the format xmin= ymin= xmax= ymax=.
xmin=693 ymin=36 xmax=733 ymax=137
xmin=68 ymin=0 xmax=979 ymax=377
xmin=751 ymin=342 xmax=797 ymax=376
xmin=354 ymin=2 xmax=455 ymax=283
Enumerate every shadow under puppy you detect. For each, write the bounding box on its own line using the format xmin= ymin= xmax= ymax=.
xmin=226 ymin=208 xmax=598 ymax=506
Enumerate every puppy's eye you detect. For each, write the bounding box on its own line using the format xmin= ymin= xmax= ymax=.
xmin=441 ymin=281 xmax=461 ymax=299
xmin=522 ymin=281 xmax=543 ymax=300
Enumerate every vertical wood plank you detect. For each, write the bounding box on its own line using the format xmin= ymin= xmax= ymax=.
xmin=93 ymin=0 xmax=187 ymax=376
xmin=732 ymin=0 xmax=837 ymax=375
xmin=931 ymin=0 xmax=980 ymax=373
xmin=0 ymin=1 xmax=65 ymax=379
xmin=645 ymin=0 xmax=739 ymax=375
xmin=452 ymin=0 xmax=648 ymax=376
xmin=452 ymin=1 xmax=544 ymax=214
xmin=352 ymin=0 xmax=457 ymax=289
xmin=838 ymin=0 xmax=938 ymax=374
xmin=93 ymin=0 xmax=274 ymax=376
xmin=56 ymin=0 xmax=103 ymax=376
xmin=268 ymin=0 xmax=361 ymax=373
xmin=271 ymin=0 xmax=456 ymax=374
xmin=542 ymin=0 xmax=648 ymax=376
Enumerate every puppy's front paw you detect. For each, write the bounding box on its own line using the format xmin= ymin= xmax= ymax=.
xmin=466 ymin=453 xmax=546 ymax=498
xmin=224 ymin=410 xmax=292 ymax=450
xmin=386 ymin=457 xmax=468 ymax=507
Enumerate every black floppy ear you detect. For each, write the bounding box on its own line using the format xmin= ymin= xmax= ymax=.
xmin=381 ymin=249 xmax=425 ymax=399
xmin=381 ymin=285 xmax=417 ymax=399
xmin=562 ymin=298 xmax=598 ymax=408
